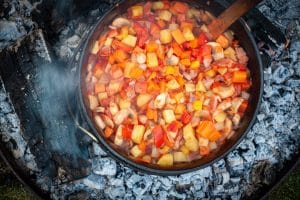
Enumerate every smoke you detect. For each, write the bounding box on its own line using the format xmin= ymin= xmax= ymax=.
xmin=36 ymin=61 xmax=90 ymax=177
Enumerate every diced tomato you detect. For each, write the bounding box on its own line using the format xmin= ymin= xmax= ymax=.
xmin=167 ymin=121 xmax=179 ymax=133
xmin=172 ymin=2 xmax=189 ymax=13
xmin=177 ymin=14 xmax=186 ymax=23
xmin=107 ymin=29 xmax=118 ymax=38
xmin=199 ymin=44 xmax=212 ymax=57
xmin=153 ymin=125 xmax=165 ymax=148
xmin=232 ymin=63 xmax=247 ymax=70
xmin=233 ymin=83 xmax=242 ymax=95
xmin=198 ymin=33 xmax=208 ymax=46
xmin=181 ymin=111 xmax=192 ymax=124
xmin=122 ymin=125 xmax=132 ymax=140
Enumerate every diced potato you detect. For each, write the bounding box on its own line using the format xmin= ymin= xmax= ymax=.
xmin=166 ymin=79 xmax=180 ymax=90
xmin=141 ymin=155 xmax=151 ymax=163
xmin=173 ymin=152 xmax=187 ymax=162
xmin=104 ymin=37 xmax=113 ymax=46
xmin=182 ymin=27 xmax=195 ymax=41
xmin=157 ymin=154 xmax=173 ymax=167
xmin=131 ymin=125 xmax=145 ymax=144
xmin=152 ymin=1 xmax=164 ymax=10
xmin=119 ymin=99 xmax=131 ymax=109
xmin=168 ymin=23 xmax=179 ymax=31
xmin=190 ymin=60 xmax=200 ymax=69
xmin=213 ymin=110 xmax=226 ymax=123
xmin=198 ymin=137 xmax=209 ymax=147
xmin=124 ymin=62 xmax=137 ymax=78
xmin=163 ymin=110 xmax=176 ymax=123
xmin=91 ymin=41 xmax=99 ymax=54
xmin=174 ymin=92 xmax=185 ymax=104
xmin=88 ymin=95 xmax=99 ymax=110
xmin=160 ymin=29 xmax=172 ymax=44
xmin=175 ymin=104 xmax=185 ymax=115
xmin=131 ymin=6 xmax=143 ymax=17
xmin=171 ymin=29 xmax=186 ymax=45
xmin=159 ymin=10 xmax=172 ymax=21
xmin=122 ymin=35 xmax=137 ymax=47
xmin=98 ymin=92 xmax=108 ymax=101
xmin=180 ymin=145 xmax=190 ymax=155
xmin=192 ymin=100 xmax=203 ymax=111
xmin=216 ymin=34 xmax=229 ymax=48
xmin=224 ymin=47 xmax=237 ymax=61
xmin=114 ymin=125 xmax=124 ymax=146
xmin=131 ymin=145 xmax=143 ymax=157
xmin=116 ymin=26 xmax=129 ymax=40
xmin=183 ymin=123 xmax=199 ymax=151
xmin=113 ymin=109 xmax=130 ymax=125
xmin=137 ymin=94 xmax=152 ymax=107
xmin=185 ymin=83 xmax=196 ymax=92
xmin=196 ymin=81 xmax=206 ymax=92
xmin=147 ymin=52 xmax=158 ymax=67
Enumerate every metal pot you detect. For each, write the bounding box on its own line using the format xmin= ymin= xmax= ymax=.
xmin=79 ymin=0 xmax=263 ymax=175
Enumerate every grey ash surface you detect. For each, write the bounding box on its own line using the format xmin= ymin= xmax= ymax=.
xmin=0 ymin=0 xmax=299 ymax=199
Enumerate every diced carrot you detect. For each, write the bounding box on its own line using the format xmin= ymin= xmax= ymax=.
xmin=159 ymin=81 xmax=166 ymax=92
xmin=104 ymin=127 xmax=113 ymax=138
xmin=147 ymin=80 xmax=160 ymax=93
xmin=189 ymin=39 xmax=199 ymax=49
xmin=94 ymin=83 xmax=106 ymax=94
xmin=129 ymin=66 xmax=144 ymax=79
xmin=172 ymin=2 xmax=189 ymax=13
xmin=180 ymin=59 xmax=191 ymax=66
xmin=196 ymin=121 xmax=214 ymax=139
xmin=146 ymin=108 xmax=158 ymax=122
xmin=108 ymin=55 xmax=115 ymax=64
xmin=113 ymin=49 xmax=128 ymax=63
xmin=138 ymin=140 xmax=147 ymax=152
xmin=208 ymin=130 xmax=221 ymax=142
xmin=157 ymin=44 xmax=165 ymax=60
xmin=199 ymin=146 xmax=210 ymax=156
xmin=180 ymin=51 xmax=191 ymax=59
xmin=232 ymin=71 xmax=247 ymax=83
xmin=146 ymin=41 xmax=158 ymax=52
xmin=176 ymin=76 xmax=185 ymax=86
xmin=172 ymin=42 xmax=183 ymax=57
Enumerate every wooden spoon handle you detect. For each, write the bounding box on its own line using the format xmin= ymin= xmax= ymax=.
xmin=207 ymin=0 xmax=263 ymax=40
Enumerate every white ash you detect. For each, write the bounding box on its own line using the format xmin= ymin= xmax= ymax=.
xmin=0 ymin=0 xmax=299 ymax=199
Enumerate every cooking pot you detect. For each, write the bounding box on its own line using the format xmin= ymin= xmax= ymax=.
xmin=79 ymin=0 xmax=263 ymax=175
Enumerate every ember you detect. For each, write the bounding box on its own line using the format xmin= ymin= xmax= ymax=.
xmin=0 ymin=0 xmax=299 ymax=199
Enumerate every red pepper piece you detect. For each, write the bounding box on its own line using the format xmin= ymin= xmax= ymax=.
xmin=153 ymin=125 xmax=165 ymax=148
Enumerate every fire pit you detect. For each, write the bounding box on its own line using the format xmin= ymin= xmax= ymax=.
xmin=0 ymin=0 xmax=299 ymax=199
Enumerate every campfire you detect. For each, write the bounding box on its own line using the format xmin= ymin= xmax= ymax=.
xmin=0 ymin=0 xmax=299 ymax=199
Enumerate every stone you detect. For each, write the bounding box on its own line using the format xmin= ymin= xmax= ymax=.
xmin=91 ymin=142 xmax=107 ymax=156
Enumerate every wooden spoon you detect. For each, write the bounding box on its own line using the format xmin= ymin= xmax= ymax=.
xmin=207 ymin=0 xmax=263 ymax=40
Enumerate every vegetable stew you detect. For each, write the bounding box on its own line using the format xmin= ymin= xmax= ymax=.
xmin=84 ymin=1 xmax=251 ymax=167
